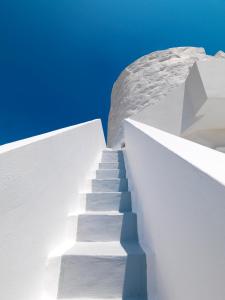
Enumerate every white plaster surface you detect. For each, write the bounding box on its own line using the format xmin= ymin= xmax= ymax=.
xmin=131 ymin=58 xmax=225 ymax=151
xmin=215 ymin=50 xmax=225 ymax=59
xmin=76 ymin=212 xmax=137 ymax=242
xmin=132 ymin=83 xmax=185 ymax=136
xmin=0 ymin=119 xmax=105 ymax=300
xmin=57 ymin=242 xmax=145 ymax=299
xmin=85 ymin=192 xmax=131 ymax=212
xmin=108 ymin=47 xmax=212 ymax=147
xmin=124 ymin=119 xmax=225 ymax=300
xmin=181 ymin=59 xmax=225 ymax=142
xmin=63 ymin=241 xmax=141 ymax=256
xmin=44 ymin=148 xmax=147 ymax=300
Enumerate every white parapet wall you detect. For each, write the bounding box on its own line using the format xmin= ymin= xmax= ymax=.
xmin=124 ymin=118 xmax=225 ymax=300
xmin=0 ymin=119 xmax=105 ymax=300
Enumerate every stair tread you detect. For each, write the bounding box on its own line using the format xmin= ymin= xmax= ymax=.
xmin=96 ymin=176 xmax=127 ymax=179
xmin=97 ymin=168 xmax=124 ymax=170
xmin=78 ymin=211 xmax=134 ymax=216
xmin=93 ymin=178 xmax=127 ymax=181
xmin=64 ymin=242 xmax=145 ymax=256
xmin=44 ymin=149 xmax=147 ymax=300
xmin=59 ymin=298 xmax=146 ymax=300
xmin=99 ymin=163 xmax=124 ymax=166
xmin=103 ymin=148 xmax=123 ymax=152
xmin=99 ymin=162 xmax=123 ymax=164
xmin=86 ymin=191 xmax=130 ymax=195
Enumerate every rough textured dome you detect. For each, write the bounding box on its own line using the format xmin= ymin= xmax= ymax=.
xmin=107 ymin=47 xmax=212 ymax=148
xmin=215 ymin=51 xmax=225 ymax=59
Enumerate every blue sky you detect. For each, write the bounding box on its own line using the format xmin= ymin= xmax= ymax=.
xmin=0 ymin=0 xmax=225 ymax=144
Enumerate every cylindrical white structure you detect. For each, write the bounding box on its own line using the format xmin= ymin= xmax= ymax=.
xmin=107 ymin=47 xmax=210 ymax=148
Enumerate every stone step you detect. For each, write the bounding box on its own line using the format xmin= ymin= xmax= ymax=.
xmin=101 ymin=150 xmax=124 ymax=163
xmin=92 ymin=178 xmax=128 ymax=192
xmin=55 ymin=242 xmax=147 ymax=299
xmin=99 ymin=162 xmax=125 ymax=170
xmin=96 ymin=169 xmax=126 ymax=179
xmin=57 ymin=297 xmax=147 ymax=300
xmin=85 ymin=192 xmax=131 ymax=212
xmin=43 ymin=148 xmax=147 ymax=300
xmin=102 ymin=149 xmax=123 ymax=154
xmin=76 ymin=212 xmax=137 ymax=242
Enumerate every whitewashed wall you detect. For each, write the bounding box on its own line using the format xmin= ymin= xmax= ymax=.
xmin=108 ymin=47 xmax=210 ymax=148
xmin=124 ymin=119 xmax=225 ymax=300
xmin=0 ymin=119 xmax=105 ymax=300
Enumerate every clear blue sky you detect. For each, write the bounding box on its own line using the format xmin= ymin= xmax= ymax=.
xmin=0 ymin=0 xmax=224 ymax=144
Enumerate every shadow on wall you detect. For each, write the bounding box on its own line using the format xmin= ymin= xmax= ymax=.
xmin=124 ymin=119 xmax=225 ymax=300
xmin=121 ymin=241 xmax=148 ymax=299
xmin=120 ymin=214 xmax=148 ymax=299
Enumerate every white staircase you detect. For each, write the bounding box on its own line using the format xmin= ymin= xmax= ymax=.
xmin=44 ymin=149 xmax=147 ymax=300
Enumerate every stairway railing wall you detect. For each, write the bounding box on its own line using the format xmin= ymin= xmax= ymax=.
xmin=0 ymin=119 xmax=105 ymax=300
xmin=124 ymin=118 xmax=225 ymax=300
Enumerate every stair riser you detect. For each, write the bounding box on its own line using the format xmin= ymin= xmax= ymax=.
xmin=44 ymin=148 xmax=148 ymax=300
xmin=92 ymin=179 xmax=128 ymax=192
xmin=102 ymin=151 xmax=123 ymax=161
xmin=86 ymin=193 xmax=131 ymax=212
xmin=101 ymin=156 xmax=124 ymax=163
xmin=99 ymin=162 xmax=125 ymax=170
xmin=96 ymin=169 xmax=126 ymax=179
xmin=57 ymin=254 xmax=147 ymax=298
xmin=77 ymin=214 xmax=137 ymax=242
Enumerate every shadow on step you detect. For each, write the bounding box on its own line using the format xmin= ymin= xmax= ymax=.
xmin=120 ymin=241 xmax=148 ymax=299
xmin=120 ymin=215 xmax=148 ymax=299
